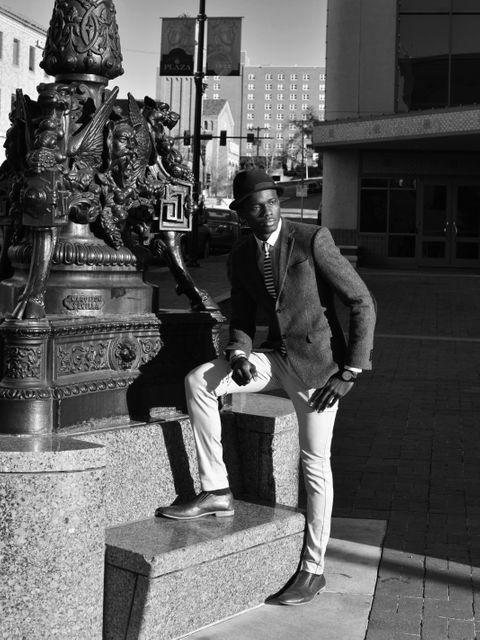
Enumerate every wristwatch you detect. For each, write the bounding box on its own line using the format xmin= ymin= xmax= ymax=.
xmin=337 ymin=368 xmax=358 ymax=382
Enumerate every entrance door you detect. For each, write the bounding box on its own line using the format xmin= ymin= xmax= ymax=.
xmin=418 ymin=181 xmax=480 ymax=267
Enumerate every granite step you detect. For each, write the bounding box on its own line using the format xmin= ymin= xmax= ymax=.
xmin=103 ymin=500 xmax=305 ymax=640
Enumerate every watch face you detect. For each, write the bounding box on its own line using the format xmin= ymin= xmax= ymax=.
xmin=341 ymin=369 xmax=356 ymax=382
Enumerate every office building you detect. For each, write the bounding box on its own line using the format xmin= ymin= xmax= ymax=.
xmin=313 ymin=0 xmax=480 ymax=269
xmin=156 ymin=60 xmax=325 ymax=171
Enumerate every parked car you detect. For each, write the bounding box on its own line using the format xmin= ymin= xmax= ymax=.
xmin=205 ymin=208 xmax=242 ymax=253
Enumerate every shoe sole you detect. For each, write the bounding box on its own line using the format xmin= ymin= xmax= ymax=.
xmin=157 ymin=510 xmax=235 ymax=520
xmin=278 ymin=585 xmax=326 ymax=606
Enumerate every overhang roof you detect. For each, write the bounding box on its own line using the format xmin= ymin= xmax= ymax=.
xmin=312 ymin=106 xmax=480 ymax=152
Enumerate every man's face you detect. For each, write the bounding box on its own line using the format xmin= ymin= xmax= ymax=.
xmin=238 ymin=188 xmax=281 ymax=240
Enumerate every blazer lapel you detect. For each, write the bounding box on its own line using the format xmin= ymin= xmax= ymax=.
xmin=277 ymin=219 xmax=296 ymax=301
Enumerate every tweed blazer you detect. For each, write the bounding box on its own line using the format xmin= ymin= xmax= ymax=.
xmin=226 ymin=219 xmax=376 ymax=389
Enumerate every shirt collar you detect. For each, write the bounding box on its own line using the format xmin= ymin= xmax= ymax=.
xmin=254 ymin=217 xmax=282 ymax=250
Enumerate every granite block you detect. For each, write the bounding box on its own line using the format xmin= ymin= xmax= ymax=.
xmin=104 ymin=501 xmax=305 ymax=640
xmin=230 ymin=393 xmax=302 ymax=507
xmin=76 ymin=415 xmax=242 ymax=528
xmin=0 ymin=435 xmax=106 ymax=640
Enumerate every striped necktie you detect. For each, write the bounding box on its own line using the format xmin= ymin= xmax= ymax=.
xmin=263 ymin=242 xmax=277 ymax=298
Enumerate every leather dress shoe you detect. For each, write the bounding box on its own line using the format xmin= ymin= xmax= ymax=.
xmin=277 ymin=570 xmax=326 ymax=606
xmin=155 ymin=490 xmax=234 ymax=520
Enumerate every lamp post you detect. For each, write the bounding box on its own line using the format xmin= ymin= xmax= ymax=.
xmin=188 ymin=0 xmax=206 ymax=267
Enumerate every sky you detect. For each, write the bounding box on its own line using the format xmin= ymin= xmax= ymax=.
xmin=9 ymin=0 xmax=327 ymax=98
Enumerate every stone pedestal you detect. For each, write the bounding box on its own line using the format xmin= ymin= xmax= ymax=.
xmin=231 ymin=392 xmax=306 ymax=508
xmin=0 ymin=435 xmax=106 ymax=640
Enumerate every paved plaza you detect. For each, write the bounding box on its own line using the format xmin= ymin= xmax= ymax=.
xmin=154 ymin=257 xmax=480 ymax=639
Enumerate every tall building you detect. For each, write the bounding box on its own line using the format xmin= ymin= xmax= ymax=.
xmin=0 ymin=5 xmax=50 ymax=164
xmin=156 ymin=60 xmax=326 ymax=171
xmin=313 ymin=0 xmax=480 ymax=269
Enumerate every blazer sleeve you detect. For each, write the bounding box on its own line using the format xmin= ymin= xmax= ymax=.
xmin=224 ymin=248 xmax=257 ymax=357
xmin=313 ymin=226 xmax=376 ymax=370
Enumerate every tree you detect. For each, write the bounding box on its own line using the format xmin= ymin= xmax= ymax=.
xmin=282 ymin=107 xmax=322 ymax=174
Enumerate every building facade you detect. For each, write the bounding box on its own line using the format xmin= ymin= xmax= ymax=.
xmin=0 ymin=5 xmax=50 ymax=164
xmin=156 ymin=61 xmax=326 ymax=172
xmin=313 ymin=0 xmax=480 ymax=269
xmin=201 ymin=99 xmax=239 ymax=197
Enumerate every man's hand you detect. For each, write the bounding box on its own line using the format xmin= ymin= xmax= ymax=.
xmin=308 ymin=373 xmax=355 ymax=412
xmin=231 ymin=356 xmax=257 ymax=386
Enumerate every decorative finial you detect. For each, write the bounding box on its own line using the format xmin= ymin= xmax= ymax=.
xmin=40 ymin=0 xmax=124 ymax=83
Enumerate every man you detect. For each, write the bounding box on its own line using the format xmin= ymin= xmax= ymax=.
xmin=156 ymin=169 xmax=376 ymax=606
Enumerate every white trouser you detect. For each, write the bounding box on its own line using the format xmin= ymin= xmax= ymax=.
xmin=185 ymin=351 xmax=338 ymax=575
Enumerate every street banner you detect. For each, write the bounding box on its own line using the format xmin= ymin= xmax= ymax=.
xmin=160 ymin=18 xmax=196 ymax=75
xmin=206 ymin=17 xmax=242 ymax=76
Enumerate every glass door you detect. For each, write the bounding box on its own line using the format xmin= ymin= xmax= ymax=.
xmin=418 ymin=182 xmax=450 ymax=266
xmin=452 ymin=183 xmax=480 ymax=266
xmin=418 ymin=181 xmax=480 ymax=267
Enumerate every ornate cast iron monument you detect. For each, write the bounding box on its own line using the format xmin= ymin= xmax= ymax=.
xmin=0 ymin=0 xmax=223 ymax=434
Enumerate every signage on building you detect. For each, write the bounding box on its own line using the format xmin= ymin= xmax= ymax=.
xmin=206 ymin=17 xmax=242 ymax=76
xmin=160 ymin=18 xmax=196 ymax=75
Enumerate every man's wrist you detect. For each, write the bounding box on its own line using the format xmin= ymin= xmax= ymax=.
xmin=229 ymin=352 xmax=248 ymax=368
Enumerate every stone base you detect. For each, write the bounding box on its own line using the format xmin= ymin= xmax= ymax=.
xmin=104 ymin=501 xmax=305 ymax=640
xmin=0 ymin=434 xmax=106 ymax=640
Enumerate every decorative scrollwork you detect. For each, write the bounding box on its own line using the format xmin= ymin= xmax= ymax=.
xmin=57 ymin=342 xmax=109 ymax=375
xmin=5 ymin=346 xmax=42 ymax=379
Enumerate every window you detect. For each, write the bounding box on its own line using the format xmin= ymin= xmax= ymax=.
xmin=397 ymin=1 xmax=480 ymax=110
xmin=265 ymin=73 xmax=272 ymax=80
xmin=320 ymin=74 xmax=326 ymax=80
xmin=214 ymin=75 xmax=220 ymax=80
xmin=290 ymin=84 xmax=297 ymax=90
xmin=276 ymin=133 xmax=283 ymax=139
xmin=290 ymin=93 xmax=297 ymax=100
xmin=277 ymin=83 xmax=284 ymax=90
xmin=301 ymin=104 xmax=309 ymax=110
xmin=302 ymin=94 xmax=309 ymax=100
xmin=276 ymin=123 xmax=283 ymax=130
xmin=264 ymin=123 xmax=271 ymax=129
xmin=247 ymin=103 xmax=255 ymax=110
xmin=248 ymin=83 xmax=255 ymax=90
xmin=278 ymin=73 xmax=285 ymax=80
xmin=288 ymin=133 xmax=295 ymax=140
xmin=265 ymin=93 xmax=271 ymax=100
xmin=247 ymin=113 xmax=254 ymax=120
xmin=248 ymin=93 xmax=254 ymax=100
xmin=289 ymin=124 xmax=296 ymax=130
xmin=248 ymin=73 xmax=255 ymax=80
xmin=319 ymin=84 xmax=325 ymax=91
xmin=265 ymin=104 xmax=272 ymax=110
xmin=212 ymin=93 xmax=219 ymax=99
xmin=302 ymin=84 xmax=309 ymax=90
xmin=213 ymin=83 xmax=220 ymax=90
xmin=288 ymin=113 xmax=296 ymax=120
xmin=276 ymin=143 xmax=283 ymax=149
xmin=303 ymin=74 xmax=310 ymax=80
xmin=265 ymin=83 xmax=272 ymax=90
xmin=264 ymin=142 xmax=271 ymax=149
xmin=276 ymin=113 xmax=284 ymax=120
xmin=29 ymin=46 xmax=35 ymax=71
xmin=247 ymin=142 xmax=253 ymax=149
xmin=277 ymin=94 xmax=284 ymax=100
xmin=13 ymin=38 xmax=20 ymax=66
xmin=289 ymin=104 xmax=297 ymax=111
xmin=360 ymin=177 xmax=417 ymax=257
xmin=290 ymin=74 xmax=298 ymax=80
xmin=264 ymin=113 xmax=271 ymax=120
xmin=277 ymin=104 xmax=284 ymax=110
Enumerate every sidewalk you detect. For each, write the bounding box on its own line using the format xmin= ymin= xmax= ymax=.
xmin=154 ymin=257 xmax=480 ymax=639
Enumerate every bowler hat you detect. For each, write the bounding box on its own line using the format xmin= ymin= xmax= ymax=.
xmin=229 ymin=169 xmax=283 ymax=210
